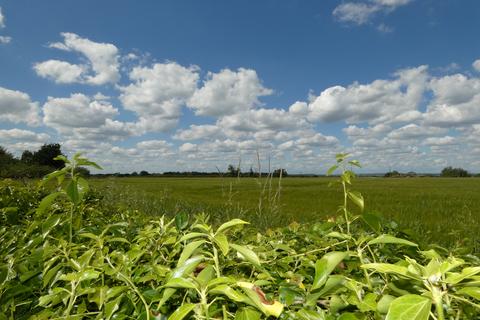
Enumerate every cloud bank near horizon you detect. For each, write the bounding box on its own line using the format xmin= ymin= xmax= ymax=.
xmin=1 ymin=32 xmax=480 ymax=173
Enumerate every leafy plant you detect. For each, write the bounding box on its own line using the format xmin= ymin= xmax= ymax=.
xmin=0 ymin=153 xmax=479 ymax=319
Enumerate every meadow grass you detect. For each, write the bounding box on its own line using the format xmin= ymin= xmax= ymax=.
xmin=91 ymin=176 xmax=480 ymax=249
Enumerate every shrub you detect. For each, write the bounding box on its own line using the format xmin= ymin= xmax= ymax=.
xmin=0 ymin=153 xmax=479 ymax=319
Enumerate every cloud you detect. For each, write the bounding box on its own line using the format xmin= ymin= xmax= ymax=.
xmin=424 ymin=73 xmax=480 ymax=127
xmin=387 ymin=123 xmax=446 ymax=140
xmin=174 ymin=124 xmax=221 ymax=140
xmin=43 ymin=93 xmax=138 ymax=140
xmin=333 ymin=0 xmax=413 ymax=26
xmin=35 ymin=33 xmax=120 ymax=85
xmin=0 ymin=36 xmax=11 ymax=44
xmin=423 ymin=136 xmax=456 ymax=146
xmin=474 ymin=60 xmax=480 ymax=72
xmin=377 ymin=23 xmax=393 ymax=33
xmin=0 ymin=7 xmax=5 ymax=29
xmin=0 ymin=128 xmax=50 ymax=142
xmin=34 ymin=60 xmax=85 ymax=84
xmin=188 ymin=68 xmax=273 ymax=117
xmin=0 ymin=87 xmax=40 ymax=125
xmin=218 ymin=108 xmax=309 ymax=133
xmin=120 ymin=62 xmax=199 ymax=132
xmin=136 ymin=140 xmax=172 ymax=150
xmin=296 ymin=133 xmax=339 ymax=147
xmin=308 ymin=65 xmax=428 ymax=124
xmin=0 ymin=7 xmax=12 ymax=44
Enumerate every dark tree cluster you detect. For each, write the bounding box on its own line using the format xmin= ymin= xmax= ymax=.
xmin=0 ymin=144 xmax=80 ymax=179
xmin=441 ymin=166 xmax=470 ymax=177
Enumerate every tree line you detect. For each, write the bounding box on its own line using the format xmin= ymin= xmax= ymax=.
xmin=0 ymin=144 xmax=70 ymax=178
xmin=384 ymin=166 xmax=476 ymax=178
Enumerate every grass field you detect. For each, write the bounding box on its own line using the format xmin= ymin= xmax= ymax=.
xmin=92 ymin=176 xmax=480 ymax=249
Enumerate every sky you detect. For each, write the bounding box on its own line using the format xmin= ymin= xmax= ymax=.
xmin=1 ymin=0 xmax=480 ymax=174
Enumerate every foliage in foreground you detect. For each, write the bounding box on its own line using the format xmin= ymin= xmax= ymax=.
xmin=1 ymin=154 xmax=480 ymax=319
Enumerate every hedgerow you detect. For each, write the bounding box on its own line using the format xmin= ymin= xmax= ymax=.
xmin=1 ymin=153 xmax=479 ymax=319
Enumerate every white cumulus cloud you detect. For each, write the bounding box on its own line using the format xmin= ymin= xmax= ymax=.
xmin=43 ymin=93 xmax=138 ymax=141
xmin=120 ymin=62 xmax=199 ymax=132
xmin=307 ymin=65 xmax=428 ymax=124
xmin=0 ymin=87 xmax=40 ymax=125
xmin=188 ymin=68 xmax=273 ymax=117
xmin=34 ymin=60 xmax=85 ymax=84
xmin=35 ymin=33 xmax=120 ymax=85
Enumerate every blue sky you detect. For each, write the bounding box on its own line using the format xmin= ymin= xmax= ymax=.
xmin=1 ymin=0 xmax=480 ymax=173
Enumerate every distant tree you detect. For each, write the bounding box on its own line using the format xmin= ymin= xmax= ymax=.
xmin=273 ymin=168 xmax=288 ymax=177
xmin=139 ymin=170 xmax=150 ymax=176
xmin=131 ymin=171 xmax=138 ymax=176
xmin=74 ymin=167 xmax=91 ymax=177
xmin=21 ymin=150 xmax=34 ymax=164
xmin=32 ymin=143 xmax=64 ymax=169
xmin=384 ymin=170 xmax=400 ymax=177
xmin=441 ymin=166 xmax=469 ymax=177
xmin=248 ymin=166 xmax=255 ymax=177
xmin=227 ymin=164 xmax=240 ymax=177
xmin=0 ymin=146 xmax=16 ymax=166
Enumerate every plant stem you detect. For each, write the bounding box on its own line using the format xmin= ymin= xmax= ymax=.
xmin=212 ymin=245 xmax=221 ymax=278
xmin=432 ymin=287 xmax=445 ymax=320
xmin=342 ymin=180 xmax=350 ymax=235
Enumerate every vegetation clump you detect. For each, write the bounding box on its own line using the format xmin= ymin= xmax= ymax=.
xmin=441 ymin=166 xmax=470 ymax=177
xmin=0 ymin=153 xmax=479 ymax=319
xmin=0 ymin=144 xmax=68 ymax=179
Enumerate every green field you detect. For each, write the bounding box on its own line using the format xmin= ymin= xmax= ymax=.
xmin=92 ymin=176 xmax=480 ymax=248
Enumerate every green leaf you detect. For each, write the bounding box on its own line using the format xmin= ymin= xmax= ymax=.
xmin=179 ymin=232 xmax=208 ymax=242
xmin=164 ymin=278 xmax=198 ymax=289
xmin=210 ymin=284 xmax=250 ymax=303
xmin=312 ymin=251 xmax=348 ymax=290
xmin=175 ymin=212 xmax=189 ymax=231
xmin=214 ymin=233 xmax=229 ymax=256
xmin=279 ymin=286 xmax=305 ymax=306
xmin=457 ymin=287 xmax=480 ymax=300
xmin=348 ymin=160 xmax=361 ymax=168
xmin=445 ymin=267 xmax=480 ymax=284
xmin=361 ymin=263 xmax=419 ymax=280
xmin=105 ymin=294 xmax=123 ymax=320
xmin=327 ymin=164 xmax=339 ymax=176
xmin=77 ymin=177 xmax=89 ymax=201
xmin=37 ymin=192 xmax=62 ymax=215
xmin=41 ymin=214 xmax=62 ymax=239
xmin=42 ymin=264 xmax=62 ymax=288
xmin=385 ymin=295 xmax=431 ymax=320
xmin=216 ymin=218 xmax=249 ymax=234
xmin=168 ymin=303 xmax=196 ymax=320
xmin=368 ymin=234 xmax=418 ymax=247
xmin=347 ymin=190 xmax=364 ymax=211
xmin=196 ymin=265 xmax=215 ymax=288
xmin=235 ymin=308 xmax=262 ymax=320
xmin=231 ymin=243 xmax=261 ymax=268
xmin=338 ymin=313 xmax=359 ymax=320
xmin=172 ymin=255 xmax=204 ymax=279
xmin=177 ymin=240 xmax=205 ymax=266
xmin=377 ymin=295 xmax=396 ymax=314
xmin=296 ymin=309 xmax=326 ymax=320
xmin=66 ymin=179 xmax=80 ymax=204
xmin=362 ymin=212 xmax=382 ymax=233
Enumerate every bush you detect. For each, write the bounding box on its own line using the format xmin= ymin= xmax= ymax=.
xmin=1 ymin=154 xmax=479 ymax=319
xmin=441 ymin=166 xmax=470 ymax=177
